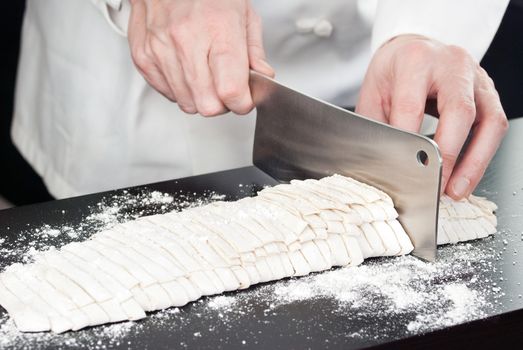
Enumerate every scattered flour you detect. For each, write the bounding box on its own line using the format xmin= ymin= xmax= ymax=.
xmin=263 ymin=245 xmax=493 ymax=336
xmin=407 ymin=283 xmax=483 ymax=333
xmin=0 ymin=315 xmax=140 ymax=350
xmin=0 ymin=188 xmax=225 ymax=269
xmin=0 ymin=186 xmax=506 ymax=349
xmin=207 ymin=296 xmax=237 ymax=310
xmin=148 ymin=191 xmax=175 ymax=205
xmin=0 ymin=241 xmax=501 ymax=349
xmin=0 ymin=187 xmax=232 ymax=349
xmin=34 ymin=226 xmax=61 ymax=238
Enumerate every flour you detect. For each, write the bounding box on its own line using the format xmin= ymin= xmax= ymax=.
xmin=207 ymin=296 xmax=237 ymax=310
xmin=148 ymin=191 xmax=175 ymax=205
xmin=246 ymin=243 xmax=496 ymax=337
xmin=0 ymin=186 xmax=505 ymax=349
xmin=0 ymin=314 xmax=141 ymax=350
xmin=406 ymin=283 xmax=483 ymax=333
xmin=0 ymin=187 xmax=232 ymax=349
xmin=34 ymin=226 xmax=61 ymax=238
xmin=0 ymin=242 xmax=501 ymax=349
xmin=0 ymin=188 xmax=225 ymax=270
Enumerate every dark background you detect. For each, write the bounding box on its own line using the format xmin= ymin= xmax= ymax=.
xmin=1 ymin=1 xmax=522 ymax=206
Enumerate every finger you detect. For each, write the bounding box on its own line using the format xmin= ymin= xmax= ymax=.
xmin=143 ymin=34 xmax=175 ymax=98
xmin=433 ymin=68 xmax=477 ymax=193
xmin=388 ymin=65 xmax=431 ymax=133
xmin=246 ymin=6 xmax=274 ymax=77
xmin=445 ymin=70 xmax=508 ymax=199
xmin=128 ymin=0 xmax=173 ymax=100
xmin=209 ymin=24 xmax=254 ymax=115
xmin=355 ymin=78 xmax=388 ymax=123
xmin=150 ymin=37 xmax=197 ymax=114
xmin=172 ymin=30 xmax=227 ymax=117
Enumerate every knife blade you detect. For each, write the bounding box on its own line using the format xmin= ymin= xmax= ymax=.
xmin=249 ymin=71 xmax=442 ymax=261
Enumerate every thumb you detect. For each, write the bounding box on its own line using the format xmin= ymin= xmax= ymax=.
xmin=246 ymin=7 xmax=274 ymax=77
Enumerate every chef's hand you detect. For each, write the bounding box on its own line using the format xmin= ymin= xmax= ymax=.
xmin=127 ymin=0 xmax=274 ymax=116
xmin=356 ymin=34 xmax=508 ymax=200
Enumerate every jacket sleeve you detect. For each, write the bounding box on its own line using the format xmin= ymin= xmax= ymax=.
xmin=90 ymin=0 xmax=130 ymax=36
xmin=371 ymin=0 xmax=510 ymax=61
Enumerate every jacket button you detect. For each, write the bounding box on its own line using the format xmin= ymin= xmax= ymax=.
xmin=295 ymin=18 xmax=318 ymax=33
xmin=313 ymin=19 xmax=333 ymax=37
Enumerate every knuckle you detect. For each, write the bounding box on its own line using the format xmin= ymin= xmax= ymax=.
xmin=446 ymin=45 xmax=469 ymax=59
xmin=402 ymin=40 xmax=433 ymax=60
xmin=217 ymin=83 xmax=243 ymax=103
xmin=501 ymin=117 xmax=510 ymax=134
xmin=493 ymin=112 xmax=509 ymax=134
xmin=211 ymin=41 xmax=235 ymax=58
xmin=199 ymin=103 xmax=225 ymax=117
xmin=441 ymin=150 xmax=459 ymax=168
xmin=179 ymin=104 xmax=196 ymax=114
xmin=132 ymin=50 xmax=152 ymax=72
xmin=394 ymin=98 xmax=424 ymax=117
xmin=234 ymin=102 xmax=254 ymax=115
xmin=169 ymin=23 xmax=190 ymax=47
xmin=455 ymin=98 xmax=476 ymax=119
xmin=445 ymin=45 xmax=473 ymax=66
xmin=478 ymin=66 xmax=497 ymax=89
xmin=475 ymin=61 xmax=485 ymax=74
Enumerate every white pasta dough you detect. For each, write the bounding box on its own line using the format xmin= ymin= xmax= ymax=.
xmin=0 ymin=174 xmax=497 ymax=333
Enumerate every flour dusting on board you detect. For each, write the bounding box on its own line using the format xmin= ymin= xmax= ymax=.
xmin=0 ymin=243 xmax=501 ymax=349
xmin=0 ymin=185 xmax=504 ymax=349
xmin=265 ymin=244 xmax=494 ymax=335
xmin=0 ymin=188 xmax=226 ymax=269
xmin=0 ymin=187 xmax=248 ymax=349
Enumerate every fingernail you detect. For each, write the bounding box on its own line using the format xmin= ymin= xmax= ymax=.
xmin=257 ymin=59 xmax=275 ymax=77
xmin=452 ymin=177 xmax=470 ymax=198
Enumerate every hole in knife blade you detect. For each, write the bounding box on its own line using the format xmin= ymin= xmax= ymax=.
xmin=417 ymin=150 xmax=429 ymax=167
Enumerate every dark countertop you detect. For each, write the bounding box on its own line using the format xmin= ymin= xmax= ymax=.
xmin=0 ymin=119 xmax=522 ymax=349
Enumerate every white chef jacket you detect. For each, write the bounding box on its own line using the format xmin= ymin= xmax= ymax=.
xmin=12 ymin=0 xmax=509 ymax=198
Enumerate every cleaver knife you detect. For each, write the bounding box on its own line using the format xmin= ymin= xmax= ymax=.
xmin=249 ymin=71 xmax=442 ymax=261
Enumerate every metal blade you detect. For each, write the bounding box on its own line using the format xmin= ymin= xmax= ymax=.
xmin=249 ymin=71 xmax=442 ymax=261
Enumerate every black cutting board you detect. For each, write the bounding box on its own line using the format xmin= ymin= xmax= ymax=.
xmin=0 ymin=120 xmax=522 ymax=350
